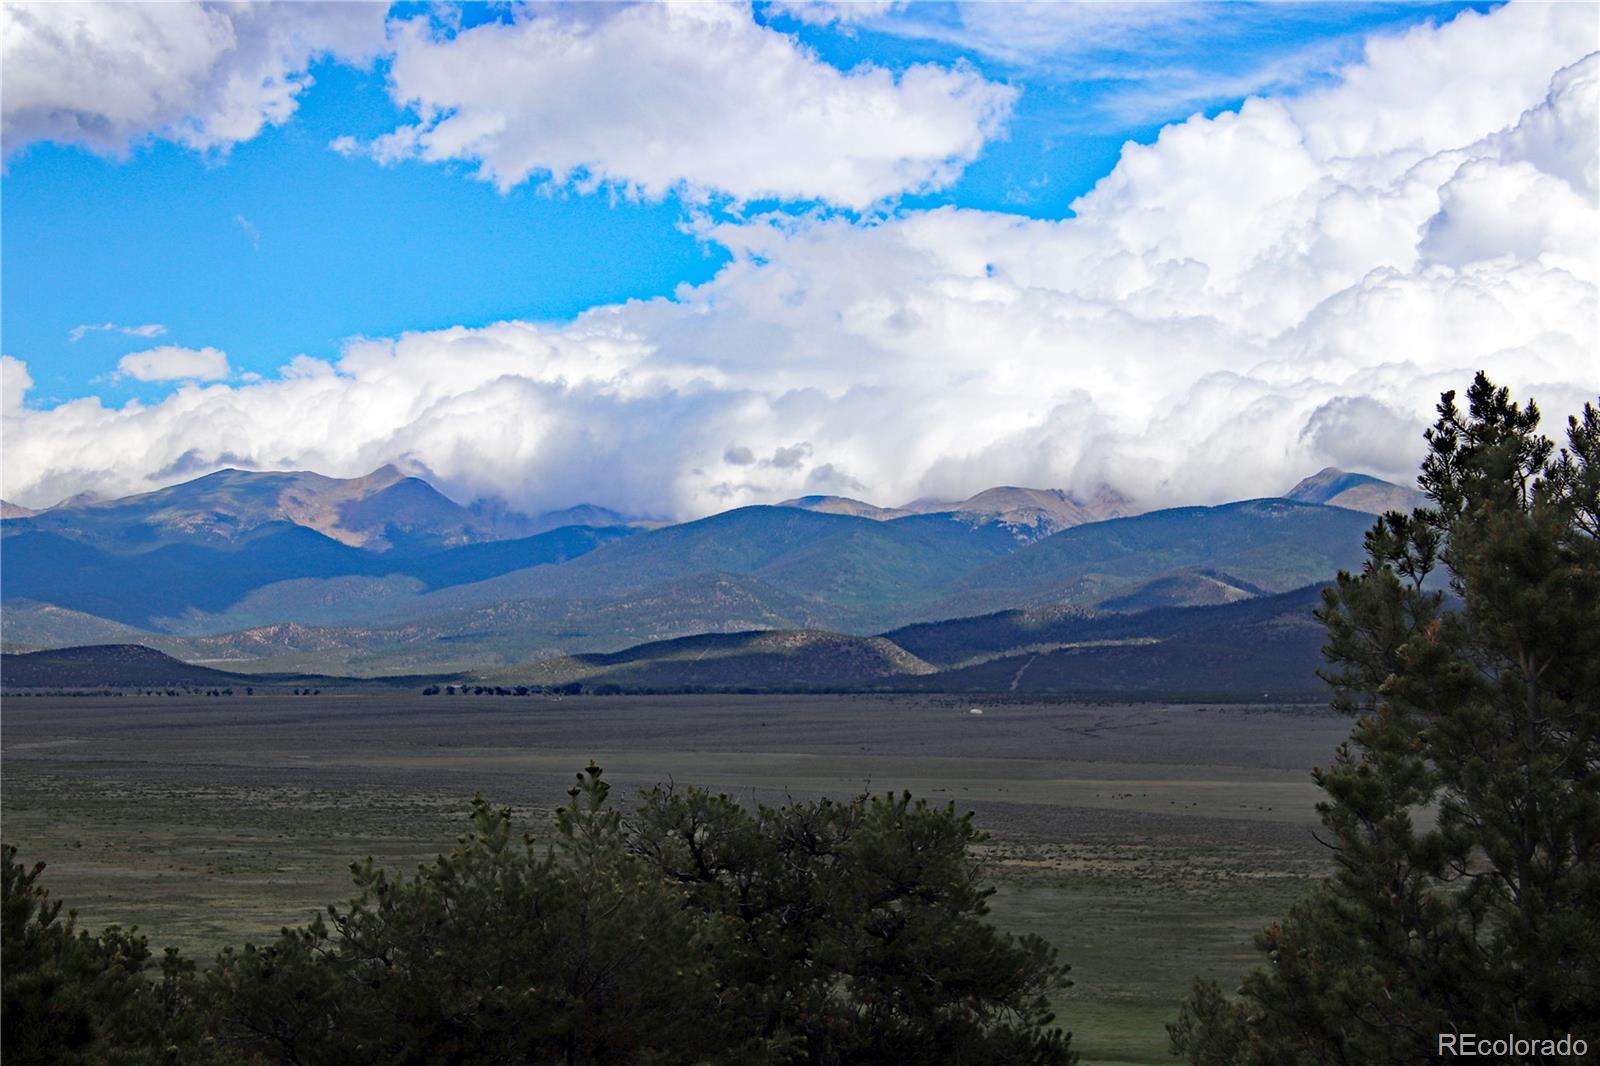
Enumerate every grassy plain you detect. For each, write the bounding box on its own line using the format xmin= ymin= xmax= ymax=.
xmin=1 ymin=692 xmax=1349 ymax=1064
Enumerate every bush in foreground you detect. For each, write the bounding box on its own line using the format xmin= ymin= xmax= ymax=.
xmin=1 ymin=845 xmax=219 ymax=1065
xmin=4 ymin=769 xmax=1074 ymax=1064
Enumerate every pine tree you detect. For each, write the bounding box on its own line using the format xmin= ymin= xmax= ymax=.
xmin=1170 ymin=373 xmax=1600 ymax=1064
xmin=630 ymin=782 xmax=1076 ymax=1064
xmin=208 ymin=764 xmax=718 ymax=1064
xmin=2 ymin=845 xmax=221 ymax=1064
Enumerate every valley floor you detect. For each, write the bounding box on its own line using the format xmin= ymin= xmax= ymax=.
xmin=1 ymin=692 xmax=1350 ymax=1065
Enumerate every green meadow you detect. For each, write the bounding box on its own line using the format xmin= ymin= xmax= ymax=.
xmin=2 ymin=691 xmax=1347 ymax=1065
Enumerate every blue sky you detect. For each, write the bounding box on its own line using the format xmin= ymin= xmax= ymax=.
xmin=4 ymin=1 xmax=1493 ymax=406
xmin=1 ymin=0 xmax=1592 ymax=516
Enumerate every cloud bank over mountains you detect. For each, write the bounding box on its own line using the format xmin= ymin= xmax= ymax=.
xmin=2 ymin=2 xmax=1596 ymax=519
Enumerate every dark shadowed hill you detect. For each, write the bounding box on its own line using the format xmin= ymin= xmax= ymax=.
xmin=885 ymin=583 xmax=1330 ymax=669
xmin=0 ymin=525 xmax=387 ymax=628
xmin=483 ymin=585 xmax=1334 ymax=695
xmin=0 ymin=644 xmax=425 ymax=690
xmin=1 ymin=522 xmax=635 ymax=634
xmin=399 ymin=525 xmax=637 ymax=590
xmin=2 ymin=644 xmax=269 ymax=688
xmin=901 ymin=584 xmax=1332 ymax=696
xmin=1095 ymin=569 xmax=1268 ymax=611
xmin=499 ymin=630 xmax=935 ymax=690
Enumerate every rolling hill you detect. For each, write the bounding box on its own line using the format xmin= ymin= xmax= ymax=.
xmin=0 ymin=602 xmax=152 ymax=651
xmin=49 ymin=572 xmax=841 ymax=677
xmin=2 ymin=644 xmax=293 ymax=689
xmin=0 ymin=519 xmax=636 ymax=633
xmin=934 ymin=498 xmax=1373 ymax=619
xmin=886 ymin=583 xmax=1330 ymax=668
xmin=905 ymin=584 xmax=1331 ymax=697
xmin=496 ymin=630 xmax=935 ymax=690
xmin=354 ymin=582 xmax=1337 ymax=694
xmin=1095 ymin=569 xmax=1267 ymax=611
xmin=409 ymin=506 xmax=1026 ymax=632
xmin=0 ymin=524 xmax=388 ymax=628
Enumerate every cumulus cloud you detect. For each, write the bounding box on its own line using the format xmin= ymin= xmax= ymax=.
xmin=1 ymin=1 xmax=387 ymax=157
xmin=68 ymin=321 xmax=166 ymax=342
xmin=3 ymin=4 xmax=1596 ymax=517
xmin=115 ymin=346 xmax=230 ymax=382
xmin=362 ymin=3 xmax=1016 ymax=207
xmin=1 ymin=355 xmax=32 ymax=416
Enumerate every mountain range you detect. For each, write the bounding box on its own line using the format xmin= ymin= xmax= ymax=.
xmin=3 ymin=466 xmax=635 ymax=552
xmin=1 ymin=583 xmax=1332 ymax=699
xmin=1 ymin=463 xmax=1418 ymax=684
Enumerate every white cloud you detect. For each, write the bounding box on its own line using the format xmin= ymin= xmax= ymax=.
xmin=364 ymin=3 xmax=1016 ymax=207
xmin=866 ymin=1 xmax=1368 ymax=128
xmin=905 ymin=2 xmax=1223 ymax=65
xmin=1288 ymin=2 xmax=1590 ymax=168
xmin=1 ymin=354 xmax=32 ymax=415
xmin=766 ymin=1 xmax=900 ymax=27
xmin=1 ymin=1 xmax=387 ymax=157
xmin=115 ymin=346 xmax=230 ymax=382
xmin=866 ymin=2 xmax=1593 ymax=133
xmin=68 ymin=322 xmax=167 ymax=342
xmin=3 ymin=4 xmax=1596 ymax=518
xmin=234 ymin=213 xmax=260 ymax=248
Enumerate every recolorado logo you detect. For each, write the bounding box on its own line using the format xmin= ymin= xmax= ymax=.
xmin=1439 ymin=1033 xmax=1589 ymax=1058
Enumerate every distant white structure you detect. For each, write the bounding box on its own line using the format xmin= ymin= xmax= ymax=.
xmin=968 ymin=707 xmax=984 ymax=715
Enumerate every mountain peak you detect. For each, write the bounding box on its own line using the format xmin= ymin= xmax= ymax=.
xmin=50 ymin=490 xmax=109 ymax=510
xmin=902 ymin=483 xmax=1139 ymax=540
xmin=6 ymin=466 xmax=491 ymax=552
xmin=777 ymin=495 xmax=912 ymax=521
xmin=358 ymin=463 xmax=407 ymax=483
xmin=1285 ymin=468 xmax=1423 ymax=515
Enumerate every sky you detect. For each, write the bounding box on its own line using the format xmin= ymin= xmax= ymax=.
xmin=2 ymin=0 xmax=1596 ymax=518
